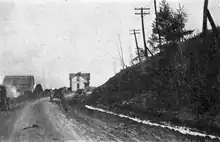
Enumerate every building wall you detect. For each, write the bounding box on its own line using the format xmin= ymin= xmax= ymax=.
xmin=3 ymin=76 xmax=35 ymax=93
xmin=71 ymin=77 xmax=77 ymax=92
xmin=71 ymin=76 xmax=87 ymax=92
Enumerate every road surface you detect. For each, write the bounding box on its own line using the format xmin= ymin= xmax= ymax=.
xmin=0 ymin=97 xmax=216 ymax=142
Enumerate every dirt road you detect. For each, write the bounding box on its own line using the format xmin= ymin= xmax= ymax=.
xmin=0 ymin=98 xmax=216 ymax=142
xmin=0 ymin=98 xmax=79 ymax=142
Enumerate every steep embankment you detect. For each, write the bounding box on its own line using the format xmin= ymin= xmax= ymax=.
xmin=83 ymin=28 xmax=220 ymax=137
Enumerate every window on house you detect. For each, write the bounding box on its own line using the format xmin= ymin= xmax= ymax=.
xmin=77 ymin=83 xmax=80 ymax=89
xmin=77 ymin=76 xmax=79 ymax=81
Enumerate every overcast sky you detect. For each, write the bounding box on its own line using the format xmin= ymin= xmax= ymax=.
xmin=0 ymin=0 xmax=219 ymax=88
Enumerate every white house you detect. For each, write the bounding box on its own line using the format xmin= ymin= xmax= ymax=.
xmin=69 ymin=72 xmax=90 ymax=92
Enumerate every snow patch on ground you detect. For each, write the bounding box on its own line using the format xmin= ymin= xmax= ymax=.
xmin=85 ymin=105 xmax=220 ymax=140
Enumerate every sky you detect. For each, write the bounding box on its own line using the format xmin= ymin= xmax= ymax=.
xmin=0 ymin=0 xmax=219 ymax=89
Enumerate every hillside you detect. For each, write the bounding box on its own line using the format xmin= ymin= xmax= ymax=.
xmin=77 ymin=28 xmax=220 ymax=137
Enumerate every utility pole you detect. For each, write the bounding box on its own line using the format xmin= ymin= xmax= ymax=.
xmin=202 ymin=0 xmax=209 ymax=36
xmin=154 ymin=0 xmax=162 ymax=49
xmin=130 ymin=29 xmax=144 ymax=74
xmin=116 ymin=43 xmax=124 ymax=70
xmin=202 ymin=0 xmax=218 ymax=49
xmin=128 ymin=44 xmax=133 ymax=65
xmin=113 ymin=59 xmax=116 ymax=75
xmin=129 ymin=29 xmax=142 ymax=64
xmin=200 ymin=0 xmax=219 ymax=120
xmin=207 ymin=9 xmax=218 ymax=37
xmin=206 ymin=4 xmax=219 ymax=51
xmin=118 ymin=34 xmax=125 ymax=69
xmin=135 ymin=7 xmax=153 ymax=58
xmin=42 ymin=68 xmax=45 ymax=89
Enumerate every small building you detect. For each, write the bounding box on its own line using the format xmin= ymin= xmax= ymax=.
xmin=2 ymin=75 xmax=35 ymax=94
xmin=69 ymin=72 xmax=90 ymax=92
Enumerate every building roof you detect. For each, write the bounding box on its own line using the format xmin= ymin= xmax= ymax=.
xmin=2 ymin=76 xmax=35 ymax=86
xmin=69 ymin=72 xmax=90 ymax=82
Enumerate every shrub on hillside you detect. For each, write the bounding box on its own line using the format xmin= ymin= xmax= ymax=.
xmin=33 ymin=84 xmax=44 ymax=98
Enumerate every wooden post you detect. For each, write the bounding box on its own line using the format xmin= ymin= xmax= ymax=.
xmin=118 ymin=34 xmax=126 ymax=69
xmin=154 ymin=0 xmax=162 ymax=49
xmin=130 ymin=29 xmax=143 ymax=72
xmin=135 ymin=7 xmax=153 ymax=57
xmin=202 ymin=0 xmax=209 ymax=35
xmin=202 ymin=0 xmax=219 ymax=50
xmin=130 ymin=29 xmax=142 ymax=63
xmin=128 ymin=44 xmax=133 ymax=65
xmin=116 ymin=43 xmax=124 ymax=70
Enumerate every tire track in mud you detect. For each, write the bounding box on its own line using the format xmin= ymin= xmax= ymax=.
xmin=8 ymin=98 xmax=76 ymax=142
xmin=2 ymin=97 xmax=208 ymax=142
xmin=48 ymin=100 xmax=115 ymax=142
xmin=9 ymin=100 xmax=46 ymax=142
xmin=0 ymin=106 xmax=24 ymax=141
xmin=44 ymin=101 xmax=82 ymax=141
xmin=64 ymin=107 xmax=140 ymax=142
